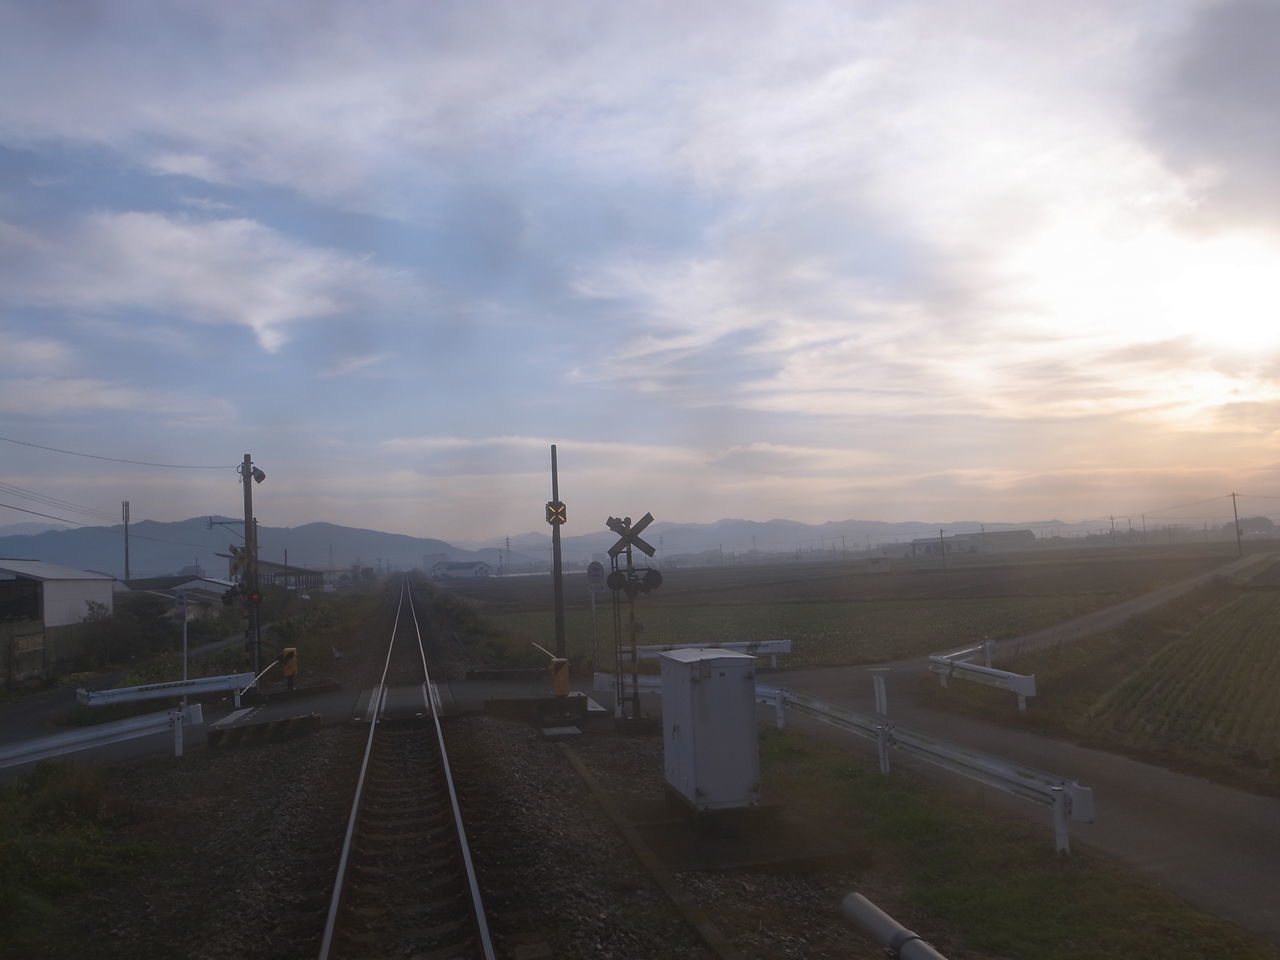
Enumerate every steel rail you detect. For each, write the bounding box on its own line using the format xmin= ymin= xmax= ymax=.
xmin=316 ymin=580 xmax=406 ymax=960
xmin=405 ymin=582 xmax=497 ymax=960
xmin=317 ymin=577 xmax=496 ymax=960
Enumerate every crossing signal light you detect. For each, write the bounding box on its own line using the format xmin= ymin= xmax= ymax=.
xmin=221 ymin=587 xmax=238 ymax=606
xmin=247 ymin=591 xmax=263 ymax=605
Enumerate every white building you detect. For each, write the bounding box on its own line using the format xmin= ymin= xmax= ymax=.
xmin=0 ymin=559 xmax=115 ymax=626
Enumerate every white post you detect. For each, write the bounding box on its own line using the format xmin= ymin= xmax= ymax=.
xmin=872 ymin=673 xmax=888 ymax=716
xmin=1017 ymin=693 xmax=1027 ymax=713
xmin=774 ymin=689 xmax=786 ymax=729
xmin=172 ymin=709 xmax=185 ymax=758
xmin=983 ymin=638 xmax=993 ymax=668
xmin=1052 ymin=785 xmax=1070 ymax=854
xmin=876 ymin=723 xmax=891 ymax=775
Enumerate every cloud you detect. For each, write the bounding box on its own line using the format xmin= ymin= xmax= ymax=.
xmin=0 ymin=376 xmax=234 ymax=420
xmin=1143 ymin=0 xmax=1280 ymax=229
xmin=0 ymin=211 xmax=419 ymax=351
xmin=320 ymin=353 xmax=390 ymax=379
xmin=0 ymin=331 xmax=73 ymax=374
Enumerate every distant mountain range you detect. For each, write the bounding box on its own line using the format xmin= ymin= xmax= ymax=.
xmin=0 ymin=513 xmax=1166 ymax=580
xmin=0 ymin=517 xmax=506 ymax=580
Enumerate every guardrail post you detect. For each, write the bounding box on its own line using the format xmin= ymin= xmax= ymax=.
xmin=983 ymin=638 xmax=993 ymax=668
xmin=876 ymin=723 xmax=891 ymax=775
xmin=172 ymin=708 xmax=185 ymax=758
xmin=872 ymin=672 xmax=888 ymax=716
xmin=774 ymin=689 xmax=786 ymax=729
xmin=1052 ymin=785 xmax=1070 ymax=854
xmin=1017 ymin=693 xmax=1027 ymax=713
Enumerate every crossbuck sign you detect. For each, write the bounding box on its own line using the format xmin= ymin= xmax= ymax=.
xmin=607 ymin=512 xmax=656 ymax=558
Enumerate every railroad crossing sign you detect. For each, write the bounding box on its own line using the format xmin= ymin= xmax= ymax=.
xmin=607 ymin=513 xmax=656 ymax=558
xmin=545 ymin=500 xmax=567 ymax=525
xmin=228 ymin=544 xmax=247 ymax=577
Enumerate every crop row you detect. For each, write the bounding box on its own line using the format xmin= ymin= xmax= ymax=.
xmin=1091 ymin=591 xmax=1280 ymax=757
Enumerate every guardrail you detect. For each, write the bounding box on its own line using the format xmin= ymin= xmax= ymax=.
xmin=76 ymin=672 xmax=257 ymax=708
xmin=0 ymin=704 xmax=204 ymax=770
xmin=759 ymin=686 xmax=1091 ymax=852
xmin=593 ymin=668 xmax=1091 ymax=852
xmin=630 ymin=639 xmax=792 ymax=668
xmin=929 ymin=639 xmax=1036 ymax=711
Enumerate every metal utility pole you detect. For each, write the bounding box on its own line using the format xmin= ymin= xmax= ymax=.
xmin=122 ymin=501 xmax=130 ymax=580
xmin=1231 ymin=492 xmax=1242 ymax=558
xmin=547 ymin=445 xmax=567 ymax=658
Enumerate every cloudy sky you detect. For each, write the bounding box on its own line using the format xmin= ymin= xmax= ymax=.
xmin=2 ymin=0 xmax=1279 ymax=543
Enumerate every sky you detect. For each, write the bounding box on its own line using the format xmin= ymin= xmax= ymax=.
xmin=3 ymin=0 xmax=1280 ymax=544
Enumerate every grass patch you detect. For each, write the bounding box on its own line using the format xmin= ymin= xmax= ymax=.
xmin=916 ymin=579 xmax=1280 ymax=795
xmin=484 ymin=594 xmax=1102 ymax=670
xmin=0 ymin=763 xmax=152 ymax=947
xmin=757 ymin=725 xmax=1274 ymax=959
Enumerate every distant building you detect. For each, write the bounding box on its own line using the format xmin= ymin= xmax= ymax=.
xmin=909 ymin=529 xmax=1036 ymax=558
xmin=120 ymin=576 xmax=237 ymax=622
xmin=0 ymin=559 xmax=115 ymax=685
xmin=431 ymin=560 xmax=491 ymax=580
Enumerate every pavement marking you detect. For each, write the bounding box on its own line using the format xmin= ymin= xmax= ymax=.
xmin=212 ymin=707 xmax=260 ymax=730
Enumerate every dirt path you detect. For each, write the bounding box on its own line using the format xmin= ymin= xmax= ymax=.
xmin=774 ymin=553 xmax=1280 ymax=945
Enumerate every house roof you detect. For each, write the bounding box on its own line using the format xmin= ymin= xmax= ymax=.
xmin=0 ymin=558 xmax=116 ymax=581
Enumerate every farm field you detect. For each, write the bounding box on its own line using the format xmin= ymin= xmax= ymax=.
xmin=445 ymin=549 xmax=1237 ymax=671
xmin=484 ymin=595 xmax=1100 ymax=670
xmin=918 ymin=567 xmax=1280 ymax=796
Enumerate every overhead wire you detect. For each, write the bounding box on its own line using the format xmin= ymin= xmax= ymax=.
xmin=0 ymin=502 xmax=212 ymax=550
xmin=0 ymin=434 xmax=233 ymax=469
xmin=0 ymin=481 xmax=120 ymax=524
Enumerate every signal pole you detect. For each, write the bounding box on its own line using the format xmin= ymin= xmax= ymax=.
xmin=239 ymin=454 xmax=267 ymax=677
xmin=547 ymin=445 xmax=567 ymax=658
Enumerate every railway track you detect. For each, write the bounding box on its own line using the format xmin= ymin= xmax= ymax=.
xmin=318 ymin=578 xmax=498 ymax=960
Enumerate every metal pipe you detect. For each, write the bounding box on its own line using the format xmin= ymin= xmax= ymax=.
xmin=840 ymin=893 xmax=949 ymax=959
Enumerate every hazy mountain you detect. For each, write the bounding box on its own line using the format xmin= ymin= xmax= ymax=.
xmin=0 ymin=513 xmax=1138 ymax=580
xmin=0 ymin=517 xmax=512 ymax=579
xmin=0 ymin=522 xmax=70 ymax=536
xmin=492 ymin=516 xmax=1109 ymax=564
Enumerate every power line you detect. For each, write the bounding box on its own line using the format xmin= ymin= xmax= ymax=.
xmin=0 ymin=481 xmax=119 ymax=524
xmin=0 ymin=435 xmax=232 ymax=469
xmin=0 ymin=502 xmax=210 ymax=549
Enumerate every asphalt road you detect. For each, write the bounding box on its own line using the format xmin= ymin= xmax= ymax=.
xmin=774 ymin=552 xmax=1280 ymax=945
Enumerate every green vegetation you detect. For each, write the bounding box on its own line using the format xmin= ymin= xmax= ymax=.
xmin=0 ymin=763 xmax=152 ymax=947
xmin=487 ymin=595 xmax=1105 ymax=670
xmin=918 ymin=576 xmax=1280 ymax=795
xmin=758 ymin=725 xmax=1275 ymax=959
xmin=449 ymin=552 xmax=1235 ymax=671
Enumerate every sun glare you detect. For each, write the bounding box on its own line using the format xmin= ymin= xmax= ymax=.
xmin=1011 ymin=224 xmax=1280 ymax=354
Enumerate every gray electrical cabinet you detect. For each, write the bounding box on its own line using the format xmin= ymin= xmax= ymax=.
xmin=660 ymin=648 xmax=760 ymax=811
